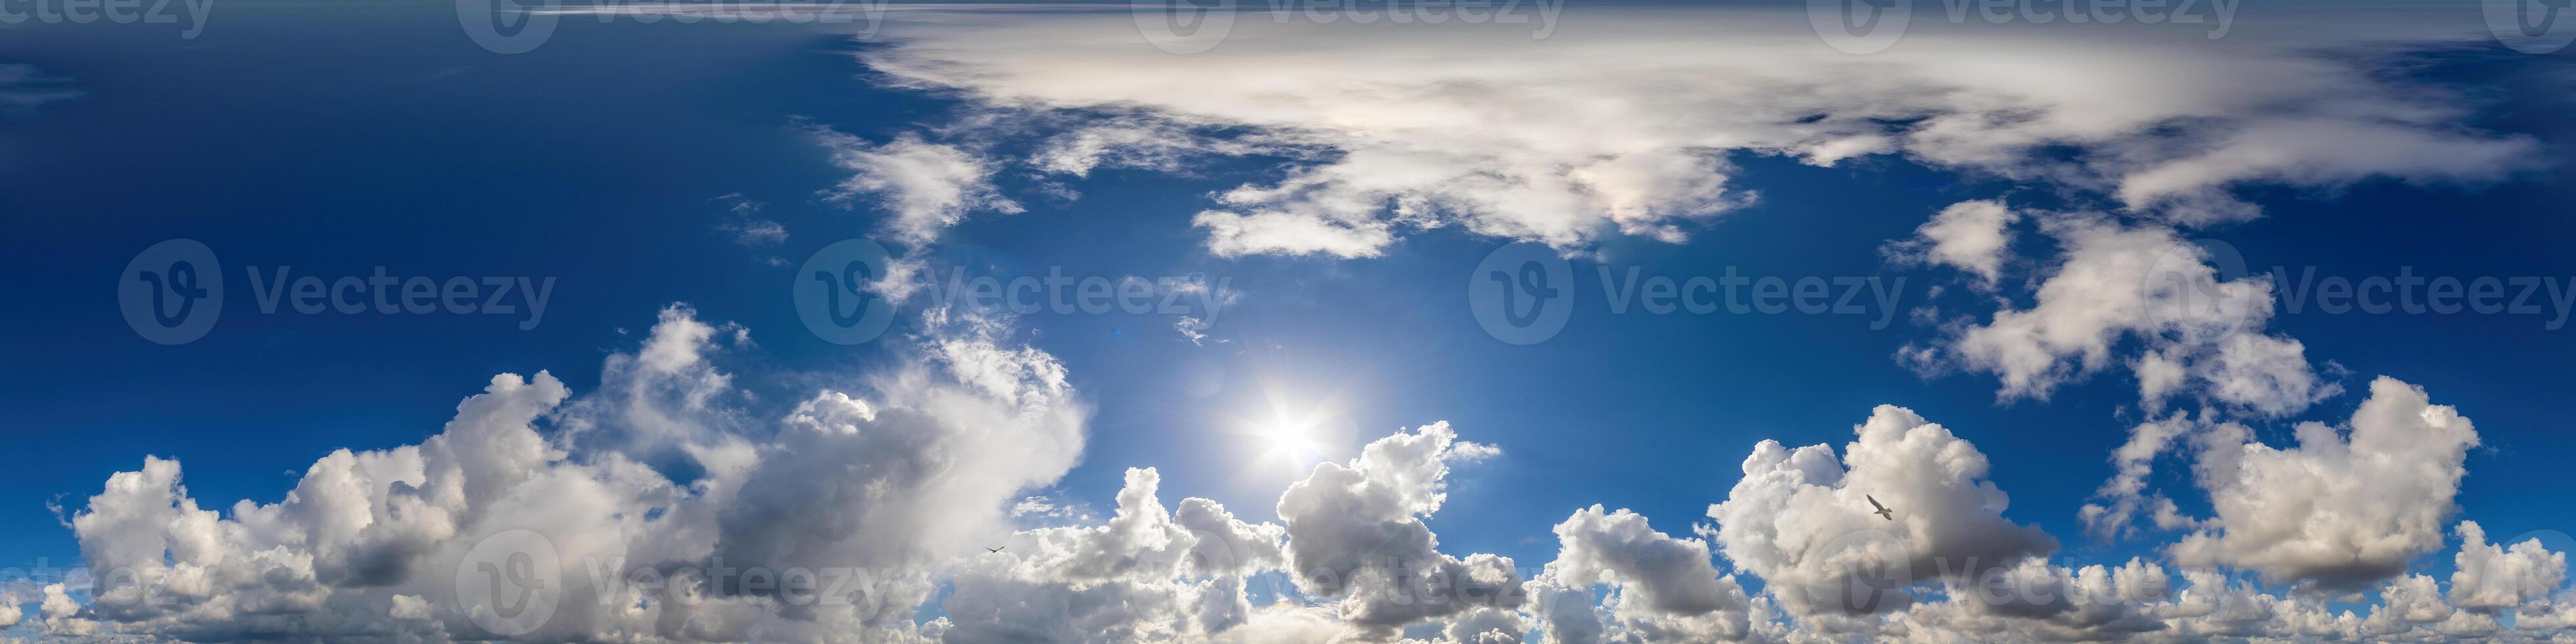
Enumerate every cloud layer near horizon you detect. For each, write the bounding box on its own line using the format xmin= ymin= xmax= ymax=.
xmin=19 ymin=306 xmax=2564 ymax=643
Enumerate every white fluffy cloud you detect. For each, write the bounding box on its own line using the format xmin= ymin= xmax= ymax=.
xmin=2449 ymin=520 xmax=2567 ymax=612
xmin=933 ymin=421 xmax=1535 ymax=643
xmin=1876 ymin=557 xmax=2171 ymax=642
xmin=1274 ymin=421 xmax=1525 ymax=639
xmin=36 ymin=326 xmax=2550 ymax=643
xmin=817 ymin=128 xmax=1023 ymax=246
xmin=43 ymin=305 xmax=1083 ymax=642
xmin=1535 ymin=505 xmax=1757 ymax=643
xmin=2171 ymin=377 xmax=2482 ymax=590
xmin=1706 ymin=404 xmax=2057 ymax=618
xmin=1886 ymin=200 xmax=2020 ymax=286
xmin=935 ymin=467 xmax=1286 ymax=643
xmin=1905 ymin=212 xmax=2335 ymax=417
xmin=39 ymin=309 xmax=1562 ymax=643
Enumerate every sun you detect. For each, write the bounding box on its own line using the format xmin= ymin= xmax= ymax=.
xmin=1215 ymin=371 xmax=1366 ymax=477
xmin=1234 ymin=402 xmax=1341 ymax=472
xmin=1257 ymin=415 xmax=1323 ymax=459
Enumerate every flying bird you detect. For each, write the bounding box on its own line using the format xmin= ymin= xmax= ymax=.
xmin=1866 ymin=495 xmax=1893 ymax=520
xmin=985 ymin=547 xmax=1004 ymax=553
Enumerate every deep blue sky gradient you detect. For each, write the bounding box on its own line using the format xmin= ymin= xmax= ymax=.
xmin=4 ymin=1 xmax=2574 ymax=617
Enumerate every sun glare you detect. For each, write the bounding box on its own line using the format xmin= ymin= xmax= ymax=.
xmin=1219 ymin=371 xmax=1368 ymax=479
xmin=1258 ymin=416 xmax=1321 ymax=459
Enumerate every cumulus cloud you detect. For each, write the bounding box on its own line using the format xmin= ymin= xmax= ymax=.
xmin=35 ymin=333 xmax=2552 ymax=643
xmin=1706 ymin=403 xmax=2056 ymax=618
xmin=936 ymin=467 xmax=1286 ymax=643
xmin=1536 ymin=505 xmax=1756 ymax=643
xmin=1906 ymin=212 xmax=2335 ymax=417
xmin=920 ymin=421 xmax=1537 ymax=643
xmin=2171 ymin=377 xmax=2481 ymax=590
xmin=1677 ymin=390 xmax=2523 ymax=643
xmin=1878 ymin=557 xmax=2171 ymax=642
xmin=2449 ymin=520 xmax=2567 ymax=612
xmin=1874 ymin=547 xmax=2560 ymax=643
xmin=850 ymin=10 xmax=2533 ymax=258
xmin=41 ymin=302 xmax=1577 ymax=643
xmin=1275 ymin=421 xmax=1524 ymax=639
xmin=555 ymin=304 xmax=747 ymax=461
xmin=42 ymin=304 xmax=1084 ymax=642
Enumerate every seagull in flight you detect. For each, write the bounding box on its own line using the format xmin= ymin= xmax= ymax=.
xmin=985 ymin=547 xmax=1004 ymax=553
xmin=1866 ymin=495 xmax=1893 ymax=521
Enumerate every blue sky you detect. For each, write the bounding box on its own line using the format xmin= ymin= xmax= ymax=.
xmin=5 ymin=1 xmax=2576 ymax=641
